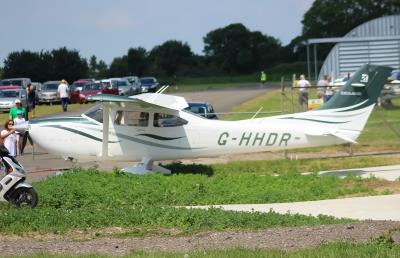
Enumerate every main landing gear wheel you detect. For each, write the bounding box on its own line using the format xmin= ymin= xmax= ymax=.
xmin=11 ymin=187 xmax=38 ymax=208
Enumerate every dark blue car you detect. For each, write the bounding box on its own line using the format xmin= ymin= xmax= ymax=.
xmin=140 ymin=77 xmax=159 ymax=93
xmin=184 ymin=101 xmax=218 ymax=119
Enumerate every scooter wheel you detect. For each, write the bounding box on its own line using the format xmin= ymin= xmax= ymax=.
xmin=11 ymin=187 xmax=38 ymax=208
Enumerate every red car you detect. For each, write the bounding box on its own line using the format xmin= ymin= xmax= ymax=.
xmin=70 ymin=80 xmax=93 ymax=103
xmin=101 ymin=79 xmax=119 ymax=95
xmin=78 ymin=82 xmax=104 ymax=103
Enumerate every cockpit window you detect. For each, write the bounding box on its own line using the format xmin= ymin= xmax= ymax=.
xmin=115 ymin=111 xmax=149 ymax=127
xmin=153 ymin=113 xmax=187 ymax=127
xmin=84 ymin=105 xmax=103 ymax=123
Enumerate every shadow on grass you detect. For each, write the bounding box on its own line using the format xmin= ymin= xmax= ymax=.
xmin=164 ymin=162 xmax=214 ymax=176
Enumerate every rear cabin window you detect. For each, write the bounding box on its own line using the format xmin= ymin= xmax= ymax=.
xmin=153 ymin=113 xmax=187 ymax=127
xmin=115 ymin=111 xmax=149 ymax=127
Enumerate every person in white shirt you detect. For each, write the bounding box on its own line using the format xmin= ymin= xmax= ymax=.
xmin=317 ymin=75 xmax=329 ymax=100
xmin=1 ymin=119 xmax=16 ymax=157
xmin=57 ymin=79 xmax=70 ymax=112
xmin=297 ymin=74 xmax=311 ymax=109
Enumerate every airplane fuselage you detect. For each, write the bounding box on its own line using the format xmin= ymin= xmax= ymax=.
xmin=28 ymin=107 xmax=346 ymax=161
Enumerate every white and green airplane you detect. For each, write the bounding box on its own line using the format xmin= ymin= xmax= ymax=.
xmin=25 ymin=64 xmax=392 ymax=174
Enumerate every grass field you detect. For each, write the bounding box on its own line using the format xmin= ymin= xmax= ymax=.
xmin=1 ymin=154 xmax=400 ymax=235
xmin=0 ymin=103 xmax=92 ymax=123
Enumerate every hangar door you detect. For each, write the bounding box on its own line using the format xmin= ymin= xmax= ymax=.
xmin=338 ymin=40 xmax=400 ymax=75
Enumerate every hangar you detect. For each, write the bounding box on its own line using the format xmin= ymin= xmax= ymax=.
xmin=306 ymin=15 xmax=400 ymax=81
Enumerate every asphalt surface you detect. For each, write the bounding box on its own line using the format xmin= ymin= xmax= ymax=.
xmin=190 ymin=194 xmax=400 ymax=221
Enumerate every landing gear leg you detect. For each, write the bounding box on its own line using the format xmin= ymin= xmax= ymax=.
xmin=121 ymin=157 xmax=171 ymax=175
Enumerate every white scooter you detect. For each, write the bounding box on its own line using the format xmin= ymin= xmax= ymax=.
xmin=0 ymin=146 xmax=38 ymax=208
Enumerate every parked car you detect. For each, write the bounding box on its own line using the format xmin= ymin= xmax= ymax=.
xmin=140 ymin=77 xmax=159 ymax=93
xmin=184 ymin=101 xmax=218 ymax=119
xmin=78 ymin=82 xmax=104 ymax=103
xmin=39 ymin=81 xmax=61 ymax=104
xmin=0 ymin=86 xmax=27 ymax=112
xmin=0 ymin=78 xmax=31 ymax=89
xmin=123 ymin=76 xmax=141 ymax=94
xmin=101 ymin=79 xmax=119 ymax=95
xmin=71 ymin=80 xmax=90 ymax=92
xmin=116 ymin=79 xmax=135 ymax=96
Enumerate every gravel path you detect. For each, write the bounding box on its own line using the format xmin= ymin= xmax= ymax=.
xmin=0 ymin=221 xmax=398 ymax=256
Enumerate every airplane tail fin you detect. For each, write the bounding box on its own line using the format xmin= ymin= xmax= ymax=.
xmin=318 ymin=64 xmax=392 ymax=111
xmin=281 ymin=64 xmax=392 ymax=144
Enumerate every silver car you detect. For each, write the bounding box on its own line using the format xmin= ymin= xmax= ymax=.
xmin=123 ymin=76 xmax=141 ymax=94
xmin=0 ymin=87 xmax=27 ymax=112
xmin=116 ymin=79 xmax=135 ymax=96
xmin=39 ymin=81 xmax=61 ymax=104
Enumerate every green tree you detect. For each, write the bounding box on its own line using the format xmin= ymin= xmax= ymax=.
xmin=203 ymin=23 xmax=281 ymax=74
xmin=108 ymin=57 xmax=129 ymax=77
xmin=126 ymin=47 xmax=150 ymax=76
xmin=96 ymin=60 xmax=109 ymax=79
xmin=149 ymin=40 xmax=194 ymax=76
xmin=3 ymin=50 xmax=41 ymax=81
xmin=303 ymin=0 xmax=400 ymax=38
xmin=51 ymin=47 xmax=89 ymax=83
xmin=88 ymin=55 xmax=109 ymax=79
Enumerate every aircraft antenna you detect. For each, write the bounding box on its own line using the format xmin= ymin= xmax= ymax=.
xmin=158 ymin=85 xmax=169 ymax=94
xmin=251 ymin=107 xmax=263 ymax=119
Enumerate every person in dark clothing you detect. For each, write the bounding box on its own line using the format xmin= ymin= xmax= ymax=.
xmin=26 ymin=83 xmax=36 ymax=119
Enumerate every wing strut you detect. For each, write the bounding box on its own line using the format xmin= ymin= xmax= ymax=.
xmin=102 ymin=103 xmax=110 ymax=158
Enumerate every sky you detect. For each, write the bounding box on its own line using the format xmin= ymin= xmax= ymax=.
xmin=0 ymin=0 xmax=314 ymax=65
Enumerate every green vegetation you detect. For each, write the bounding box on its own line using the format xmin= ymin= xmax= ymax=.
xmin=3 ymin=154 xmax=400 ymax=235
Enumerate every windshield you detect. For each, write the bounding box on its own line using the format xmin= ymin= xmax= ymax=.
xmin=140 ymin=78 xmax=155 ymax=84
xmin=102 ymin=81 xmax=118 ymax=89
xmin=0 ymin=90 xmax=18 ymax=98
xmin=72 ymin=82 xmax=88 ymax=87
xmin=83 ymin=83 xmax=102 ymax=91
xmin=43 ymin=83 xmax=59 ymax=91
xmin=117 ymin=81 xmax=128 ymax=86
xmin=84 ymin=105 xmax=103 ymax=123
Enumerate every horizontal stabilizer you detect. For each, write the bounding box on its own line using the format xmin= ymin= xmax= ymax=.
xmin=306 ymin=130 xmax=357 ymax=144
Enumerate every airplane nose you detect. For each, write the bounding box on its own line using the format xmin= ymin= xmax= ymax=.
xmin=13 ymin=121 xmax=29 ymax=132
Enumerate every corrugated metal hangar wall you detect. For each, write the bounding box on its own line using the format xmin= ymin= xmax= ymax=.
xmin=314 ymin=15 xmax=400 ymax=80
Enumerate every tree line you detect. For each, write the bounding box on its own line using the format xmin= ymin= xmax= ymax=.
xmin=1 ymin=0 xmax=398 ymax=83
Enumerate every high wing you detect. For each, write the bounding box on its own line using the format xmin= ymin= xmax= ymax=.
xmin=88 ymin=93 xmax=189 ymax=111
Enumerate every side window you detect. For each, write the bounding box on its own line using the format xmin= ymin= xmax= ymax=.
xmin=153 ymin=113 xmax=187 ymax=127
xmin=115 ymin=111 xmax=149 ymax=127
xmin=85 ymin=106 xmax=103 ymax=123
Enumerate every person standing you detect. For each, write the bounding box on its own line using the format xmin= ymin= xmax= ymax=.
xmin=9 ymin=99 xmax=27 ymax=120
xmin=260 ymin=71 xmax=267 ymax=87
xmin=297 ymin=74 xmax=311 ymax=109
xmin=1 ymin=119 xmax=17 ymax=157
xmin=57 ymin=79 xmax=69 ymax=112
xmin=317 ymin=75 xmax=329 ymax=100
xmin=26 ymin=83 xmax=36 ymax=119
xmin=9 ymin=99 xmax=29 ymax=155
